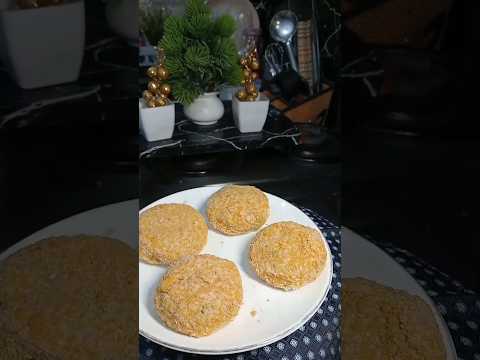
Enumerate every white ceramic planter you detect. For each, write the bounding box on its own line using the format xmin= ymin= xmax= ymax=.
xmin=232 ymin=95 xmax=270 ymax=133
xmin=139 ymin=99 xmax=175 ymax=142
xmin=184 ymin=92 xmax=224 ymax=126
xmin=0 ymin=0 xmax=85 ymax=89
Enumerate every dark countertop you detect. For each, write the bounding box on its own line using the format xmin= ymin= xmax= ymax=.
xmin=139 ymin=102 xmax=301 ymax=158
xmin=140 ymin=147 xmax=341 ymax=222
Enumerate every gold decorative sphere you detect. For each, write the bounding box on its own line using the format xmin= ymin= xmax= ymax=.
xmin=146 ymin=99 xmax=157 ymax=108
xmin=157 ymin=66 xmax=169 ymax=80
xmin=246 ymin=83 xmax=257 ymax=95
xmin=250 ymin=60 xmax=260 ymax=71
xmin=148 ymin=80 xmax=160 ymax=94
xmin=155 ymin=97 xmax=167 ymax=107
xmin=236 ymin=89 xmax=247 ymax=101
xmin=146 ymin=66 xmax=157 ymax=79
xmin=159 ymin=83 xmax=172 ymax=96
xmin=143 ymin=90 xmax=154 ymax=102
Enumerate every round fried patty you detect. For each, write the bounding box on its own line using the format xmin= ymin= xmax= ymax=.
xmin=207 ymin=185 xmax=269 ymax=236
xmin=342 ymin=277 xmax=446 ymax=360
xmin=140 ymin=203 xmax=208 ymax=265
xmin=155 ymin=254 xmax=243 ymax=337
xmin=249 ymin=221 xmax=327 ymax=290
xmin=0 ymin=235 xmax=137 ymax=360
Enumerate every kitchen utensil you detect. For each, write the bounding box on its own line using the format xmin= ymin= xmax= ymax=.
xmin=264 ymin=42 xmax=283 ymax=76
xmin=263 ymin=56 xmax=277 ymax=78
xmin=273 ymin=42 xmax=288 ymax=70
xmin=269 ymin=10 xmax=299 ymax=72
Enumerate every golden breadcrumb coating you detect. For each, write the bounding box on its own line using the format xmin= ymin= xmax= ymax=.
xmin=342 ymin=278 xmax=446 ymax=360
xmin=207 ymin=185 xmax=269 ymax=236
xmin=0 ymin=236 xmax=137 ymax=360
xmin=249 ymin=221 xmax=327 ymax=290
xmin=140 ymin=203 xmax=208 ymax=265
xmin=155 ymin=254 xmax=243 ymax=337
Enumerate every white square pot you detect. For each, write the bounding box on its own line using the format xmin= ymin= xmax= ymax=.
xmin=232 ymin=95 xmax=270 ymax=133
xmin=139 ymin=99 xmax=175 ymax=142
xmin=0 ymin=0 xmax=85 ymax=89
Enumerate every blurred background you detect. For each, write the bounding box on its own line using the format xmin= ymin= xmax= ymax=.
xmin=0 ymin=0 xmax=139 ymax=251
xmin=341 ymin=0 xmax=477 ymax=292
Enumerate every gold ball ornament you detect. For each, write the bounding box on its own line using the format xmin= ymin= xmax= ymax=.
xmin=159 ymin=83 xmax=172 ymax=96
xmin=251 ymin=71 xmax=258 ymax=80
xmin=246 ymin=95 xmax=257 ymax=102
xmin=236 ymin=89 xmax=248 ymax=101
xmin=250 ymin=90 xmax=259 ymax=99
xmin=246 ymin=83 xmax=257 ymax=95
xmin=143 ymin=90 xmax=154 ymax=102
xmin=240 ymin=58 xmax=249 ymax=66
xmin=250 ymin=60 xmax=260 ymax=71
xmin=243 ymin=68 xmax=252 ymax=79
xmin=154 ymin=97 xmax=168 ymax=107
xmin=146 ymin=66 xmax=157 ymax=79
xmin=146 ymin=99 xmax=157 ymax=108
xmin=148 ymin=80 xmax=160 ymax=94
xmin=157 ymin=66 xmax=170 ymax=80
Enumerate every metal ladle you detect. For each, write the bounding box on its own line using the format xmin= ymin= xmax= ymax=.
xmin=269 ymin=10 xmax=299 ymax=72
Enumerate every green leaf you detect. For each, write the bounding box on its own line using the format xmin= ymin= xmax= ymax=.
xmin=165 ymin=57 xmax=187 ymax=78
xmin=185 ymin=13 xmax=212 ymax=39
xmin=163 ymin=16 xmax=185 ymax=38
xmin=160 ymin=35 xmax=182 ymax=55
xmin=171 ymin=79 xmax=202 ymax=105
xmin=184 ymin=43 xmax=210 ymax=70
xmin=185 ymin=0 xmax=210 ymax=20
xmin=225 ymin=62 xmax=243 ymax=86
xmin=213 ymin=15 xmax=236 ymax=38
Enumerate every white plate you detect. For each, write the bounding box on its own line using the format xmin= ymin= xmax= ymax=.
xmin=0 ymin=200 xmax=139 ymax=262
xmin=342 ymin=227 xmax=457 ymax=359
xmin=139 ymin=186 xmax=333 ymax=355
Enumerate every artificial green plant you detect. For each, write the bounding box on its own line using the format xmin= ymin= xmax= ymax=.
xmin=160 ymin=0 xmax=242 ymax=105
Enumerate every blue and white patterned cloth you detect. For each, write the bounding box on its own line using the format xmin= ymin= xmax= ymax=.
xmin=139 ymin=208 xmax=342 ymax=360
